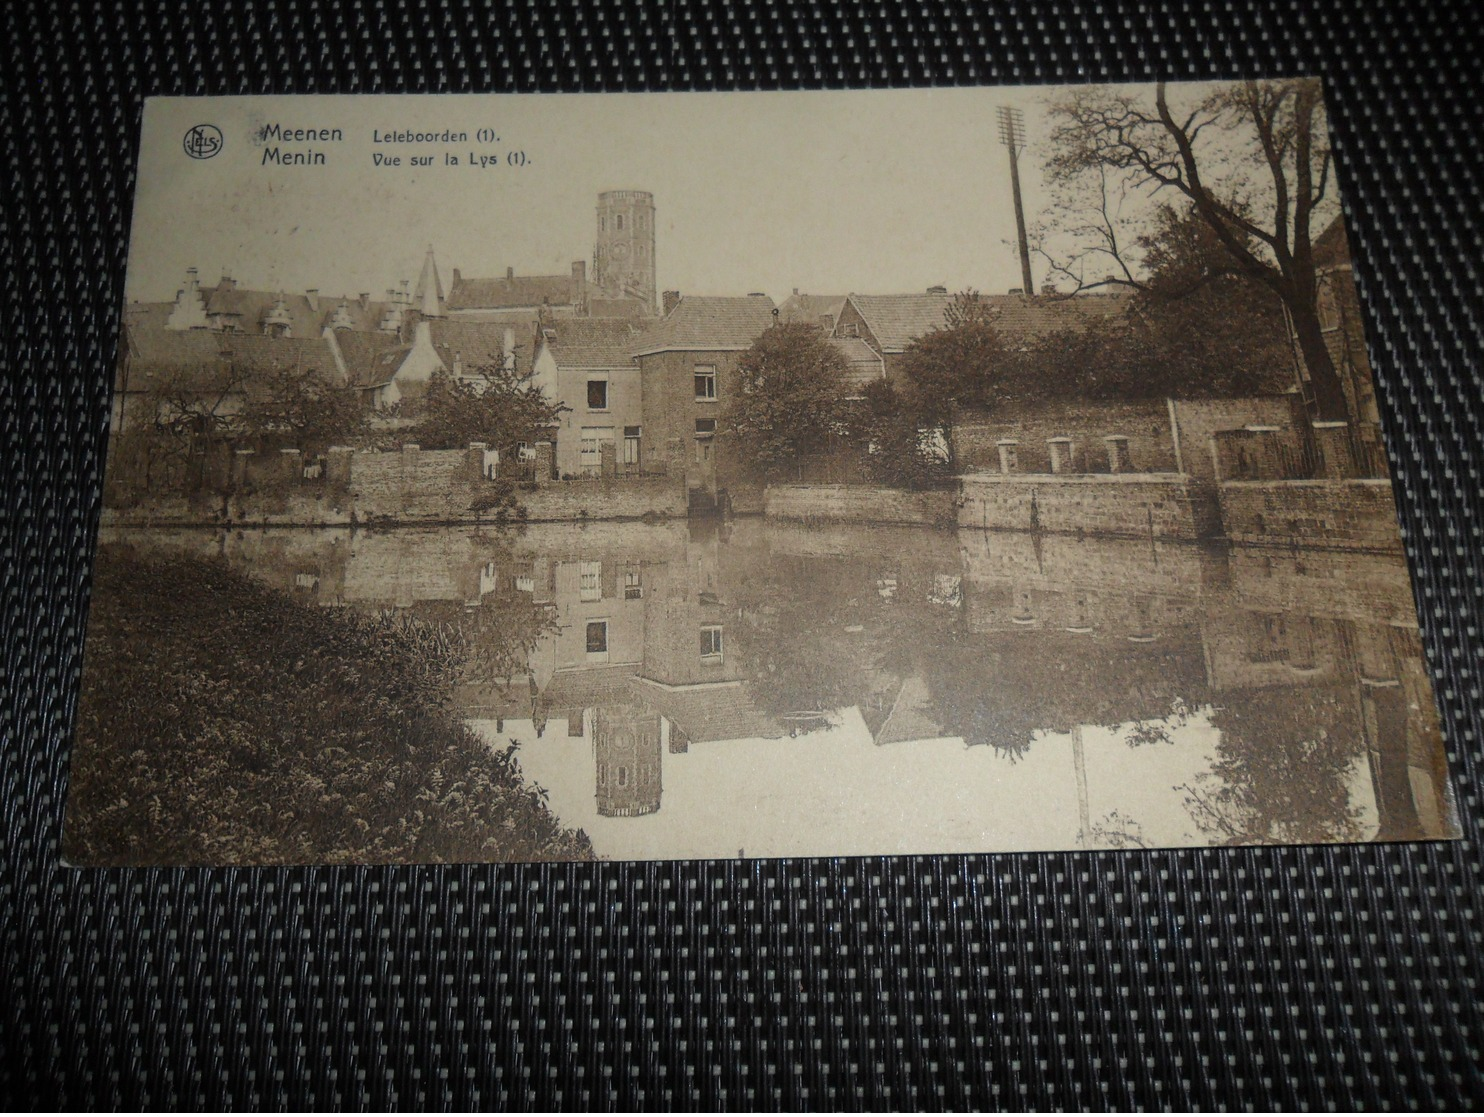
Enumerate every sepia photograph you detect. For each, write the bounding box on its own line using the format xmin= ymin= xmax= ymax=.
xmin=64 ymin=82 xmax=1459 ymax=865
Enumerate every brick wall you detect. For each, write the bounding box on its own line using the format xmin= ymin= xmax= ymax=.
xmin=952 ymin=399 xmax=1177 ymax=475
xmin=957 ymin=474 xmax=1212 ymax=540
xmin=763 ymin=484 xmax=955 ymax=526
xmin=1217 ymin=479 xmax=1406 ymax=551
xmin=1169 ymin=396 xmax=1306 ymax=484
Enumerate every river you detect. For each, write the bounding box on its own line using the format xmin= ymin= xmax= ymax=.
xmin=93 ymin=517 xmax=1452 ymax=859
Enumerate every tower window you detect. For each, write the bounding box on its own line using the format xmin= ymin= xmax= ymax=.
xmin=700 ymin=626 xmax=724 ymax=661
xmin=694 ymin=365 xmax=717 ymax=401
xmin=616 ymin=214 xmax=624 ymax=231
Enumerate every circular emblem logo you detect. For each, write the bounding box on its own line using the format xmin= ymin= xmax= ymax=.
xmin=182 ymin=124 xmax=223 ymax=160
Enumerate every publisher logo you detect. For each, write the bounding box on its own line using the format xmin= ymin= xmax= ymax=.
xmin=183 ymin=124 xmax=223 ymax=160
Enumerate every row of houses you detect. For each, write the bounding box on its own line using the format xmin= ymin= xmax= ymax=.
xmin=114 ymin=199 xmax=1375 ymax=507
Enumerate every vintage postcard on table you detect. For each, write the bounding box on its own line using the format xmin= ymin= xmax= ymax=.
xmin=64 ymin=83 xmax=1459 ymax=865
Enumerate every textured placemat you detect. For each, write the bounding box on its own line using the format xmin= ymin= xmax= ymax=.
xmin=4 ymin=0 xmax=1481 ymax=1107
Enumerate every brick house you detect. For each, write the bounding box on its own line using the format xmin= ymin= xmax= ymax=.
xmin=530 ymin=318 xmax=649 ymax=477
xmin=632 ymin=294 xmax=778 ymax=509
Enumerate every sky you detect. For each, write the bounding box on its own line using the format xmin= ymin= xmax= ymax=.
xmin=126 ymin=87 xmax=1082 ymax=306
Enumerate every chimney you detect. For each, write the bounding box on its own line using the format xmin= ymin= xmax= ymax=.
xmin=926 ymin=284 xmax=947 ymax=295
xmin=452 ymin=350 xmax=463 ymax=378
xmin=305 ymin=289 xmax=319 ymax=312
xmin=571 ymin=260 xmax=586 ymax=301
xmin=506 ymin=266 xmax=515 ymax=281
xmin=218 ymin=276 xmax=236 ymax=292
xmin=358 ymin=293 xmax=370 ymax=310
xmin=452 ymin=268 xmax=461 ymax=284
xmin=662 ymin=290 xmax=680 ymax=316
xmin=793 ymin=287 xmax=800 ymax=296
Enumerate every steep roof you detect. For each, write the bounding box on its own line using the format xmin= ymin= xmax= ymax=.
xmin=1312 ymin=215 xmax=1352 ymax=271
xmin=778 ymin=292 xmax=847 ymax=327
xmin=198 ymin=281 xmax=393 ymax=334
xmin=634 ymin=679 xmax=784 ymax=744
xmin=543 ymin=317 xmax=646 ymax=369
xmin=844 ymin=290 xmax=1130 ymax=352
xmin=825 ymin=337 xmax=886 ymax=390
xmin=333 ymin=330 xmax=412 ymax=389
xmin=427 ymin=319 xmax=537 ymax=378
xmin=447 ymin=271 xmax=575 ymax=311
xmin=120 ymin=322 xmax=337 ymax=392
xmin=631 ymin=295 xmax=777 ymax=356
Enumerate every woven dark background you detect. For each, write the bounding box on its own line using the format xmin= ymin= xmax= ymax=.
xmin=4 ymin=0 xmax=1482 ymax=1108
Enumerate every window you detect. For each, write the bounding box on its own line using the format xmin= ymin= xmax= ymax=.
xmin=624 ymin=570 xmax=643 ymax=600
xmin=586 ymin=620 xmax=609 ymax=663
xmin=616 ymin=214 xmax=624 ymax=231
xmin=579 ymin=561 xmax=602 ymax=603
xmin=623 ymin=426 xmax=641 ymax=465
xmin=839 ymin=322 xmax=859 ymax=338
xmin=700 ymin=626 xmax=724 ymax=661
xmin=694 ymin=418 xmax=717 ymax=437
xmin=694 ymin=365 xmax=717 ymax=401
xmin=587 ymin=379 xmax=608 ymax=410
xmin=580 ymin=427 xmax=613 ymax=473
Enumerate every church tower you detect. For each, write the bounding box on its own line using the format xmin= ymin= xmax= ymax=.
xmin=592 ymin=190 xmax=657 ymax=314
xmin=593 ymin=701 xmax=663 ymax=817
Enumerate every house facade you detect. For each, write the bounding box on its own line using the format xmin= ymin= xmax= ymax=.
xmin=631 ymin=295 xmax=778 ymax=509
xmin=530 ymin=318 xmax=649 ymax=477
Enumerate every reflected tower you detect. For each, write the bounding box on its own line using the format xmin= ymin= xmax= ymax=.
xmin=593 ymin=701 xmax=663 ymax=817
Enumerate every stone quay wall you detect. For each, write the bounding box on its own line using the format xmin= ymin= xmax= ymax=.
xmin=1217 ymin=479 xmax=1405 ymax=552
xmin=102 ymin=443 xmax=687 ymax=526
xmin=957 ymin=473 xmax=1213 ymax=541
xmin=763 ymin=484 xmax=957 ymax=527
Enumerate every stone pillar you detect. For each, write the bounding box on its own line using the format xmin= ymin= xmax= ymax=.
xmin=231 ymin=448 xmax=254 ymax=488
xmin=1104 ymin=435 xmax=1131 ymax=473
xmin=600 ymin=438 xmax=617 ymax=478
xmin=280 ymin=448 xmax=303 ymax=485
xmin=534 ymin=441 xmax=554 ymax=486
xmin=467 ymin=442 xmax=488 ymax=483
xmin=1312 ymin=421 xmax=1356 ymax=480
xmin=326 ymin=446 xmax=354 ymax=492
xmin=1047 ymin=437 xmax=1076 ymax=475
xmin=996 ymin=439 xmax=1019 ymax=475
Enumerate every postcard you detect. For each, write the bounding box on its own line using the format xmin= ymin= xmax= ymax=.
xmin=63 ymin=83 xmax=1459 ymax=864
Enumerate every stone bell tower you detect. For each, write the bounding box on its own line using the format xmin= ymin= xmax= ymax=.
xmin=592 ymin=190 xmax=657 ymax=314
xmin=593 ymin=701 xmax=663 ymax=817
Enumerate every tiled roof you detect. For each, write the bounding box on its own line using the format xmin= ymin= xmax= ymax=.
xmin=1312 ymin=215 xmax=1351 ymax=270
xmin=428 ymin=319 xmax=537 ymax=378
xmin=538 ymin=666 xmax=642 ymax=716
xmin=446 ymin=272 xmax=575 ymax=311
xmin=874 ymin=675 xmax=945 ymax=745
xmin=777 ymin=293 xmax=847 ymax=327
xmin=544 ymin=318 xmax=646 ymax=369
xmin=333 ymin=330 xmax=411 ymax=389
xmin=587 ymin=297 xmax=651 ymax=319
xmin=634 ymin=679 xmax=784 ymax=744
xmin=825 ymin=337 xmax=886 ymax=390
xmin=631 ymin=295 xmax=776 ymax=356
xmin=845 ymin=290 xmax=1130 ymax=352
xmin=198 ymin=281 xmax=394 ymax=334
xmin=120 ymin=323 xmax=338 ymax=391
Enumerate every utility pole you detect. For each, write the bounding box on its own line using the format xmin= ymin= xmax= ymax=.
xmin=997 ymin=106 xmax=1036 ymax=297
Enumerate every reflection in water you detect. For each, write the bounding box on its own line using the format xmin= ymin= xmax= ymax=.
xmin=102 ymin=517 xmax=1455 ymax=858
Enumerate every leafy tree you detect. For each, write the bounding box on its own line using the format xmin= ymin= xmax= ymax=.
xmin=723 ymin=323 xmax=851 ymax=481
xmin=849 ymin=380 xmax=955 ymax=490
xmin=1038 ymin=79 xmax=1348 ymax=419
xmin=238 ymin=362 xmax=368 ymax=452
xmin=407 ymin=364 xmax=565 ymax=455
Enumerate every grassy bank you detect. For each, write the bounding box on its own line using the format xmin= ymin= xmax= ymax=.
xmin=64 ymin=546 xmax=593 ymax=865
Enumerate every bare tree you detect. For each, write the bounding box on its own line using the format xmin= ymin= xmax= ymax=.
xmin=1038 ymin=79 xmax=1348 ymax=420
